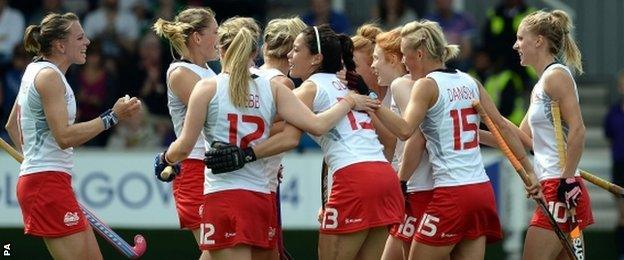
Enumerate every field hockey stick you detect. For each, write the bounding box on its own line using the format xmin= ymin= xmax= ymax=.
xmin=321 ymin=161 xmax=328 ymax=209
xmin=551 ymin=101 xmax=585 ymax=259
xmin=0 ymin=138 xmax=147 ymax=259
xmin=580 ymin=170 xmax=624 ymax=197
xmin=472 ymin=101 xmax=578 ymax=260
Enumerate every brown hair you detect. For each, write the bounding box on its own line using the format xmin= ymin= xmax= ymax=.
xmin=153 ymin=7 xmax=216 ymax=58
xmin=520 ymin=10 xmax=583 ymax=75
xmin=23 ymin=12 xmax=79 ymax=56
xmin=351 ymin=23 xmax=383 ymax=62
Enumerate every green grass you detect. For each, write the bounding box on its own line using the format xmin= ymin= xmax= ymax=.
xmin=0 ymin=228 xmax=616 ymax=259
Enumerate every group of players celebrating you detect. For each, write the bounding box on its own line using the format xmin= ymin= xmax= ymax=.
xmin=8 ymin=4 xmax=591 ymax=260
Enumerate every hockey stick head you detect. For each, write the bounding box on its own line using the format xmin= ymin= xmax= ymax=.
xmin=131 ymin=235 xmax=147 ymax=259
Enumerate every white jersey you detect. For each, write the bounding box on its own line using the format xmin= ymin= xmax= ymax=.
xmin=390 ymin=81 xmax=434 ymax=192
xmin=307 ymin=73 xmax=387 ymax=175
xmin=18 ymin=61 xmax=76 ymax=176
xmin=251 ymin=67 xmax=286 ymax=192
xmin=167 ymin=61 xmax=216 ymax=160
xmin=421 ymin=69 xmax=489 ymax=188
xmin=527 ymin=63 xmax=580 ymax=181
xmin=202 ymin=73 xmax=276 ymax=194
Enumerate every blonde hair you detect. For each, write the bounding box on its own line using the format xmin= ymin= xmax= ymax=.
xmin=351 ymin=23 xmax=383 ymax=62
xmin=520 ymin=10 xmax=583 ymax=75
xmin=219 ymin=16 xmax=261 ymax=51
xmin=219 ymin=19 xmax=259 ymax=108
xmin=375 ymin=27 xmax=402 ymax=61
xmin=23 ymin=12 xmax=79 ymax=56
xmin=263 ymin=17 xmax=307 ymax=59
xmin=153 ymin=7 xmax=215 ymax=58
xmin=400 ymin=20 xmax=459 ymax=63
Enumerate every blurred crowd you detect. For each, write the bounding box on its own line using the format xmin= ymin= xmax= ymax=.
xmin=0 ymin=0 xmax=538 ymax=150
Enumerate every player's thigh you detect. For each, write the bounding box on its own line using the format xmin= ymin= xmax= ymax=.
xmin=450 ymin=236 xmax=486 ymax=260
xmin=44 ymin=227 xmax=102 ymax=260
xmin=356 ymin=226 xmax=390 ymax=260
xmin=408 ymin=240 xmax=453 ymax=260
xmin=523 ymin=226 xmax=563 ymax=260
xmin=251 ymin=246 xmax=278 ymax=260
xmin=318 ymin=229 xmax=368 ymax=260
xmin=381 ymin=235 xmax=410 ymax=260
xmin=209 ymin=244 xmax=251 ymax=260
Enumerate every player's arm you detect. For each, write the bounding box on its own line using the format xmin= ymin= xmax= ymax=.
xmin=543 ymin=69 xmax=585 ymax=178
xmin=5 ymin=98 xmax=22 ymax=152
xmin=374 ymin=78 xmax=437 ymax=140
xmin=38 ymin=69 xmax=141 ymax=149
xmin=397 ymin=130 xmax=426 ymax=182
xmin=166 ymin=78 xmax=216 ymax=162
xmin=275 ymin=80 xmax=370 ymax=136
xmin=480 ymin=117 xmax=533 ymax=150
xmin=478 ymin=81 xmax=540 ymax=195
xmin=168 ymin=67 xmax=202 ymax=105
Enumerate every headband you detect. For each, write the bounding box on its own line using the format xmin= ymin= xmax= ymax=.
xmin=313 ymin=26 xmax=322 ymax=54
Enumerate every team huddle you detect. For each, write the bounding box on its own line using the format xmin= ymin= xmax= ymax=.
xmin=6 ymin=4 xmax=592 ymax=260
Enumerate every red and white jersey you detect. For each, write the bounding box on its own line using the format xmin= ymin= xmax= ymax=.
xmin=390 ymin=80 xmax=434 ymax=192
xmin=18 ymin=60 xmax=76 ymax=176
xmin=307 ymin=73 xmax=386 ymax=174
xmin=421 ymin=69 xmax=489 ymax=188
xmin=527 ymin=63 xmax=580 ymax=181
xmin=250 ymin=67 xmax=287 ymax=192
xmin=167 ymin=61 xmax=216 ymax=160
xmin=202 ymin=73 xmax=276 ymax=194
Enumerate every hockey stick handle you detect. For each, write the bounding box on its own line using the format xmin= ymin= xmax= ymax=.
xmin=472 ymin=101 xmax=578 ymax=260
xmin=0 ymin=138 xmax=147 ymax=258
xmin=160 ymin=166 xmax=174 ymax=179
xmin=581 ymin=170 xmax=624 ymax=197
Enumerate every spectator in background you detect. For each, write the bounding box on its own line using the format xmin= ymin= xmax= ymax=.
xmin=372 ymin=0 xmax=417 ymax=30
xmin=83 ymin=0 xmax=140 ymax=57
xmin=28 ymin=0 xmax=66 ymax=27
xmin=425 ymin=0 xmax=475 ymax=70
xmin=302 ymin=0 xmax=351 ymax=34
xmin=136 ymin=33 xmax=168 ymax=117
xmin=605 ymin=70 xmax=624 ymax=260
xmin=75 ymin=40 xmax=115 ymax=146
xmin=481 ymin=0 xmax=536 ymax=86
xmin=106 ymin=103 xmax=161 ymax=150
xmin=0 ymin=0 xmax=25 ymax=65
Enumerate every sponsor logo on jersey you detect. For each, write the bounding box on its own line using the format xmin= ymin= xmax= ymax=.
xmin=225 ymin=232 xmax=236 ymax=238
xmin=64 ymin=212 xmax=80 ymax=226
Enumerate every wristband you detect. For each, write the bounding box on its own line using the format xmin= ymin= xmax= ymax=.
xmin=99 ymin=109 xmax=119 ymax=130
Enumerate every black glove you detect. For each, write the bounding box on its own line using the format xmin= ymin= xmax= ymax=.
xmin=154 ymin=150 xmax=180 ymax=182
xmin=557 ymin=177 xmax=581 ymax=209
xmin=345 ymin=70 xmax=371 ymax=95
xmin=204 ymin=141 xmax=257 ymax=174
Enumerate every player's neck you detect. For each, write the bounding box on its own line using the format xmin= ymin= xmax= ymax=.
xmin=261 ymin=57 xmax=289 ymax=75
xmin=534 ymin=55 xmax=556 ymax=77
xmin=181 ymin=53 xmax=208 ymax=69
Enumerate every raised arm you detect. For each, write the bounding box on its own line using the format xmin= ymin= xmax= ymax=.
xmin=543 ymin=69 xmax=585 ymax=178
xmin=38 ymin=69 xmax=141 ymax=149
xmin=165 ymin=78 xmax=216 ymax=162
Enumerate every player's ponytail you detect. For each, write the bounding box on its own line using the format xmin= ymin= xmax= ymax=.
xmin=223 ymin=27 xmax=257 ymax=108
xmin=152 ymin=7 xmax=215 ymax=59
xmin=339 ymin=34 xmax=356 ymax=72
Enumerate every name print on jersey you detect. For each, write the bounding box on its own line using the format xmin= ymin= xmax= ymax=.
xmin=447 ymin=85 xmax=478 ymax=103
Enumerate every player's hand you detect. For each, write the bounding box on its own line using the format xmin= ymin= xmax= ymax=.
xmin=113 ymin=95 xmax=142 ymax=121
xmin=557 ymin=177 xmax=581 ymax=209
xmin=400 ymin=180 xmax=410 ymax=209
xmin=525 ymin=173 xmax=544 ymax=201
xmin=317 ymin=207 xmax=324 ymax=224
xmin=154 ymin=150 xmax=180 ymax=182
xmin=204 ymin=141 xmax=257 ymax=174
xmin=345 ymin=91 xmax=380 ymax=112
